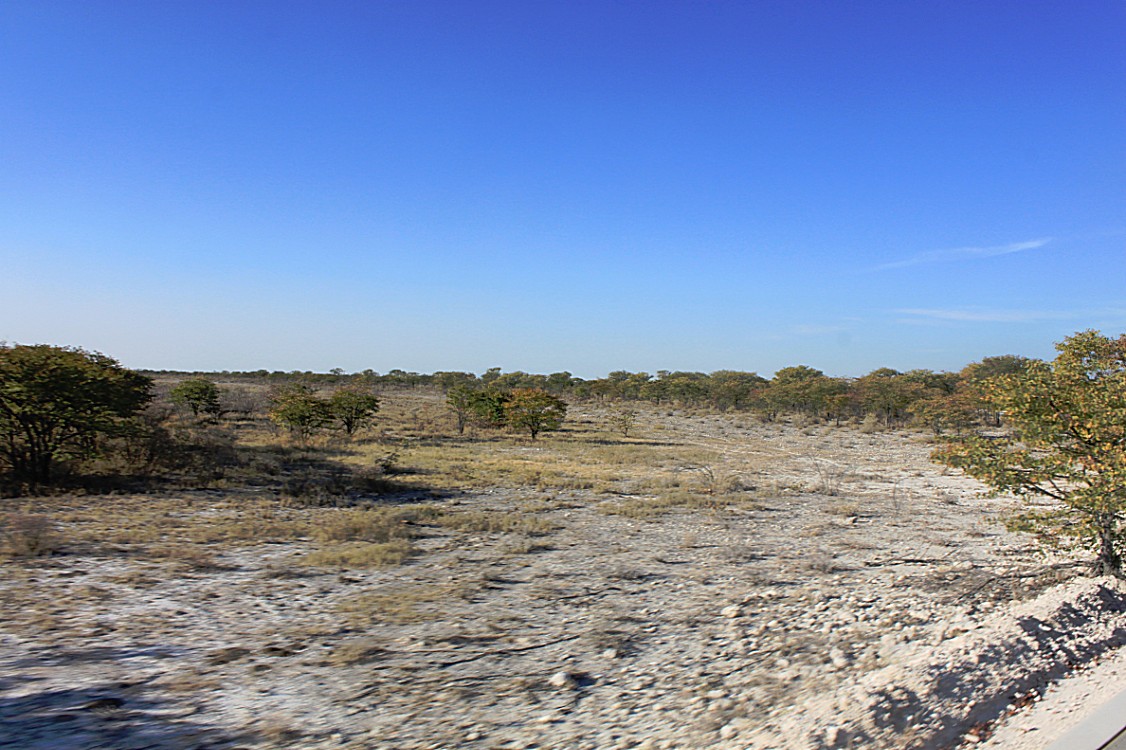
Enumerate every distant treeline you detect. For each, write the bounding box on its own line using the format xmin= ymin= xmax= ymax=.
xmin=144 ymin=354 xmax=1034 ymax=432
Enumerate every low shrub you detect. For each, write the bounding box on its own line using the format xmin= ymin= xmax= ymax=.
xmin=2 ymin=512 xmax=61 ymax=558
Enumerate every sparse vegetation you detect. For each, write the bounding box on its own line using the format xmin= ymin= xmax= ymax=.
xmin=2 ymin=334 xmax=1121 ymax=749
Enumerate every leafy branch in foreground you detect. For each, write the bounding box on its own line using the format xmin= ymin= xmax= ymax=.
xmin=933 ymin=330 xmax=1126 ymax=577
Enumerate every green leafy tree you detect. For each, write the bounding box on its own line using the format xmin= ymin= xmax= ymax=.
xmin=961 ymin=354 xmax=1034 ymax=384
xmin=170 ymin=378 xmax=222 ymax=418
xmin=432 ymin=371 xmax=478 ymax=392
xmin=857 ymin=368 xmax=925 ymax=428
xmin=268 ymin=383 xmax=331 ymax=442
xmin=446 ymin=385 xmax=511 ymax=434
xmin=961 ymin=355 xmax=1035 ymax=426
xmin=913 ymin=390 xmax=979 ymax=435
xmin=503 ymin=388 xmax=567 ymax=440
xmin=446 ymin=384 xmax=477 ymax=435
xmin=764 ymin=366 xmax=836 ymax=419
xmin=707 ymin=370 xmax=768 ymax=411
xmin=933 ymin=331 xmax=1126 ymax=577
xmin=328 ymin=386 xmax=381 ymax=436
xmin=0 ymin=344 xmax=153 ymax=486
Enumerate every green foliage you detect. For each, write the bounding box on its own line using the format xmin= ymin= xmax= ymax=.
xmin=707 ymin=370 xmax=768 ymax=411
xmin=268 ymin=383 xmax=332 ymax=442
xmin=503 ymin=388 xmax=567 ymax=440
xmin=764 ymin=366 xmax=845 ymax=419
xmin=170 ymin=378 xmax=222 ymax=418
xmin=0 ymin=344 xmax=153 ymax=486
xmin=857 ymin=368 xmax=924 ymax=427
xmin=446 ymin=385 xmax=511 ymax=433
xmin=933 ymin=330 xmax=1126 ymax=577
xmin=960 ymin=354 xmax=1034 ymax=384
xmin=327 ymin=386 xmax=380 ymax=436
xmin=912 ymin=390 xmax=978 ymax=435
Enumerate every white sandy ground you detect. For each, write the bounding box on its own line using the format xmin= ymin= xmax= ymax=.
xmin=3 ymin=409 xmax=1126 ymax=749
xmin=978 ymin=636 xmax=1126 ymax=750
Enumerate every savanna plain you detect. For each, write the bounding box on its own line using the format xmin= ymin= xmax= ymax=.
xmin=2 ymin=383 xmax=1124 ymax=750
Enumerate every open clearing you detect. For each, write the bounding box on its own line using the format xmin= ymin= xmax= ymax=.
xmin=2 ymin=392 xmax=1124 ymax=749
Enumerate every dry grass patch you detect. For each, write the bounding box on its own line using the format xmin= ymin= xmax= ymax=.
xmin=147 ymin=543 xmax=231 ymax=571
xmin=599 ymin=490 xmax=763 ymax=520
xmin=328 ymin=637 xmax=390 ymax=665
xmin=298 ymin=539 xmax=414 ymax=568
xmin=435 ymin=510 xmax=558 ymax=536
xmin=501 ymin=535 xmax=554 ymax=555
xmin=311 ymin=504 xmax=442 ymax=544
xmin=337 ymin=583 xmax=470 ymax=624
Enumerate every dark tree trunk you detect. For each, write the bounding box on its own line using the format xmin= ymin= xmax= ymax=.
xmin=1091 ymin=516 xmax=1123 ymax=578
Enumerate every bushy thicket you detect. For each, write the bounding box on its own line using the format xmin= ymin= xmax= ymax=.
xmin=149 ymin=354 xmax=1036 ymax=432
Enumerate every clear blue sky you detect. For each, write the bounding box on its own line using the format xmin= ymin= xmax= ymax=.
xmin=2 ymin=1 xmax=1123 ymax=378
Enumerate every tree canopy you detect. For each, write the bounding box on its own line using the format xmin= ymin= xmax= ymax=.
xmin=933 ymin=331 xmax=1126 ymax=577
xmin=0 ymin=344 xmax=153 ymax=486
xmin=170 ymin=378 xmax=222 ymax=418
xmin=327 ymin=386 xmax=381 ymax=436
xmin=268 ymin=383 xmax=332 ymax=442
xmin=503 ymin=388 xmax=567 ymax=440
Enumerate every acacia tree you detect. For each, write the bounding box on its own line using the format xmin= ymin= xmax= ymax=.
xmin=328 ymin=386 xmax=380 ymax=436
xmin=0 ymin=344 xmax=153 ymax=486
xmin=446 ymin=385 xmax=477 ymax=435
xmin=447 ymin=385 xmax=511 ymax=434
xmin=960 ymin=355 xmax=1035 ymax=427
xmin=268 ymin=383 xmax=331 ymax=443
xmin=503 ymin=388 xmax=567 ymax=440
xmin=170 ymin=378 xmax=222 ymax=418
xmin=933 ymin=331 xmax=1126 ymax=577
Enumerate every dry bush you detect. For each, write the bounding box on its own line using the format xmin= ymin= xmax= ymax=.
xmin=597 ymin=497 xmax=673 ymax=519
xmin=94 ymin=414 xmax=241 ymax=484
xmin=859 ymin=414 xmax=883 ymax=434
xmin=825 ymin=501 xmax=861 ymax=517
xmin=220 ymin=386 xmax=267 ymax=419
xmin=2 ymin=512 xmax=60 ymax=558
xmin=279 ymin=467 xmax=354 ymax=506
xmin=809 ymin=457 xmax=851 ymax=496
xmin=196 ymin=515 xmax=308 ymax=544
xmin=501 ymin=535 xmax=554 ymax=555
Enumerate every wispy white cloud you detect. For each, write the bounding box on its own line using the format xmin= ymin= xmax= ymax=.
xmin=896 ymin=307 xmax=1076 ymax=323
xmin=875 ymin=237 xmax=1053 ymax=271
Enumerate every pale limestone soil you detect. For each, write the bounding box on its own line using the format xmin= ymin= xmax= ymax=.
xmin=2 ymin=417 xmax=1121 ymax=750
xmin=975 ymin=632 xmax=1126 ymax=750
